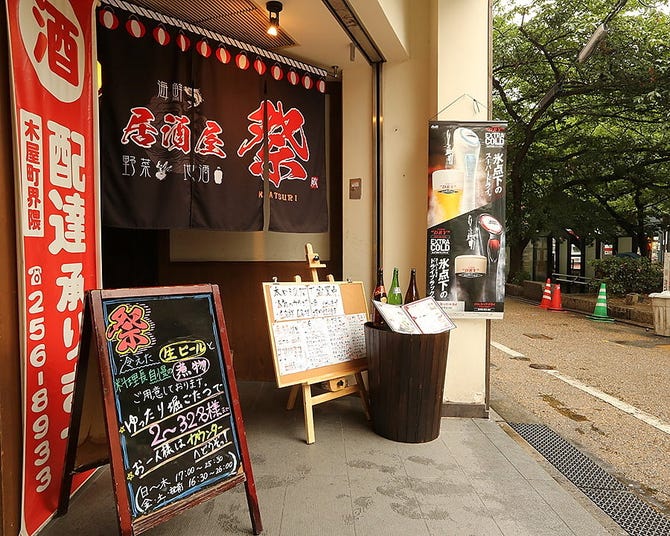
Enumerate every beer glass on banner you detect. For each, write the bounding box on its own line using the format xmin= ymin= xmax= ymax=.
xmin=454 ymin=254 xmax=487 ymax=303
xmin=453 ymin=127 xmax=481 ymax=214
xmin=431 ymin=169 xmax=464 ymax=222
xmin=454 ymin=213 xmax=487 ymax=303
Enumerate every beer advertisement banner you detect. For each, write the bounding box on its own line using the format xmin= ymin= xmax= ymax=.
xmin=426 ymin=121 xmax=507 ymax=319
xmin=97 ymin=5 xmax=327 ymax=232
xmin=264 ymin=75 xmax=328 ymax=233
xmin=5 ymin=0 xmax=101 ymax=534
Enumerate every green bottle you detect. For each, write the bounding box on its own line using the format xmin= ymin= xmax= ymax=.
xmin=387 ymin=267 xmax=403 ymax=305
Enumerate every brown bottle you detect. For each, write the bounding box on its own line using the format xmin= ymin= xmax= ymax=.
xmin=404 ymin=268 xmax=420 ymax=304
xmin=371 ymin=268 xmax=387 ymax=327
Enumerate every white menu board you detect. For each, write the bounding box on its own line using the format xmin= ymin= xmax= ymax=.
xmin=263 ymin=281 xmax=369 ymax=386
xmin=269 ymin=283 xmax=345 ymax=321
xmin=272 ymin=314 xmax=367 ymax=375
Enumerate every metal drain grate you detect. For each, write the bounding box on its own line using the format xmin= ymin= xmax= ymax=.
xmin=509 ymin=423 xmax=670 ymax=536
xmin=584 ymin=489 xmax=670 ymax=536
xmin=510 ymin=423 xmax=624 ymax=490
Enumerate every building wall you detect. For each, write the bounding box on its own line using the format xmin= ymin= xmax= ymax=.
xmin=0 ymin=3 xmax=493 ymax=531
xmin=436 ymin=0 xmax=490 ymax=410
xmin=341 ymin=62 xmax=375 ymax=290
xmin=379 ymin=4 xmax=432 ymax=288
xmin=342 ymin=0 xmax=491 ymax=412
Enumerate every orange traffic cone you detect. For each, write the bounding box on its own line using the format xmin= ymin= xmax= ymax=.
xmin=548 ymin=283 xmax=565 ymax=312
xmin=538 ymin=279 xmax=552 ymax=309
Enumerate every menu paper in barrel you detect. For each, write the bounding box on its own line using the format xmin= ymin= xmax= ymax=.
xmin=373 ymin=297 xmax=456 ymax=335
xmin=81 ymin=285 xmax=261 ymax=535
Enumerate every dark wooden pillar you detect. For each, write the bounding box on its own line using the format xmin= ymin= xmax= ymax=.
xmin=0 ymin=13 xmax=22 ymax=535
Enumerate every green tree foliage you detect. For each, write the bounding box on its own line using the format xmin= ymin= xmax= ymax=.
xmin=493 ymin=0 xmax=670 ymax=278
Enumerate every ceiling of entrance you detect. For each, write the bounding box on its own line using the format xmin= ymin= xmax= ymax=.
xmin=124 ymin=0 xmax=355 ymax=73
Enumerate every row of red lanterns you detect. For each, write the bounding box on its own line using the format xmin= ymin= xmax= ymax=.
xmin=99 ymin=8 xmax=326 ymax=92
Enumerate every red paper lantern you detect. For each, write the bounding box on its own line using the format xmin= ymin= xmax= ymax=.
xmin=176 ymin=33 xmax=190 ymax=52
xmin=236 ymin=53 xmax=250 ymax=70
xmin=271 ymin=65 xmax=283 ymax=81
xmin=216 ymin=47 xmax=231 ymax=64
xmin=152 ymin=26 xmax=170 ymax=46
xmin=99 ymin=8 xmax=119 ymax=30
xmin=287 ymin=70 xmax=299 ymax=85
xmin=125 ymin=18 xmax=145 ymax=38
xmin=302 ymin=74 xmax=313 ymax=90
xmin=197 ymin=40 xmax=211 ymax=58
xmin=254 ymin=58 xmax=266 ymax=75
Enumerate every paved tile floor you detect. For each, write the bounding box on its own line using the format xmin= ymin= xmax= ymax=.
xmin=42 ymin=381 xmax=623 ymax=535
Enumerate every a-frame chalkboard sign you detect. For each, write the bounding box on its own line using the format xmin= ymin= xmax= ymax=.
xmin=58 ymin=284 xmax=262 ymax=535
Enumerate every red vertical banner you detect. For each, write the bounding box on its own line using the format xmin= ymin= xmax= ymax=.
xmin=5 ymin=1 xmax=100 ymax=534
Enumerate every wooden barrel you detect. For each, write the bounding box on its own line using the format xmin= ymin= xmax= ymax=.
xmin=364 ymin=322 xmax=449 ymax=443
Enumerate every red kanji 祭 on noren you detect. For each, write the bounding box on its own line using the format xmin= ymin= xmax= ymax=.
xmin=238 ymin=100 xmax=310 ymax=188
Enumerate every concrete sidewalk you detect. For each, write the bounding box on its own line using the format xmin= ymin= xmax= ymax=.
xmin=42 ymin=381 xmax=623 ymax=536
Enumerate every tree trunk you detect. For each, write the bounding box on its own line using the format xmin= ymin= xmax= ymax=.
xmin=633 ymin=189 xmax=650 ymax=258
xmin=508 ymin=235 xmax=530 ymax=280
xmin=636 ymin=231 xmax=651 ymax=258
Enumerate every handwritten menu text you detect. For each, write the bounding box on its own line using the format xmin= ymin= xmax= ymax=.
xmin=269 ymin=283 xmax=365 ymax=375
xmin=101 ymin=293 xmax=242 ymax=519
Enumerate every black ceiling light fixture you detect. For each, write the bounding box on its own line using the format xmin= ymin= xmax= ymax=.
xmin=266 ymin=1 xmax=283 ymax=37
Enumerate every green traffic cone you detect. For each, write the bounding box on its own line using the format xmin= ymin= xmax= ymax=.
xmin=589 ymin=283 xmax=614 ymax=322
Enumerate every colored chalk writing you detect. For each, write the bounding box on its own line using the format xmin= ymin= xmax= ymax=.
xmin=99 ymin=291 xmax=243 ymax=520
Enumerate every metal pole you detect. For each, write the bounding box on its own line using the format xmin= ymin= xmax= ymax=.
xmin=373 ymin=62 xmax=383 ymax=271
xmin=664 ymin=228 xmax=670 ymax=292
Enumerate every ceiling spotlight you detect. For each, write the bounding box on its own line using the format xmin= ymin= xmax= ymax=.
xmin=266 ymin=1 xmax=283 ymax=37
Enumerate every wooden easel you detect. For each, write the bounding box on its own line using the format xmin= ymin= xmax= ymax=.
xmin=264 ymin=244 xmax=370 ymax=444
xmin=303 ymin=242 xmax=334 ymax=283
